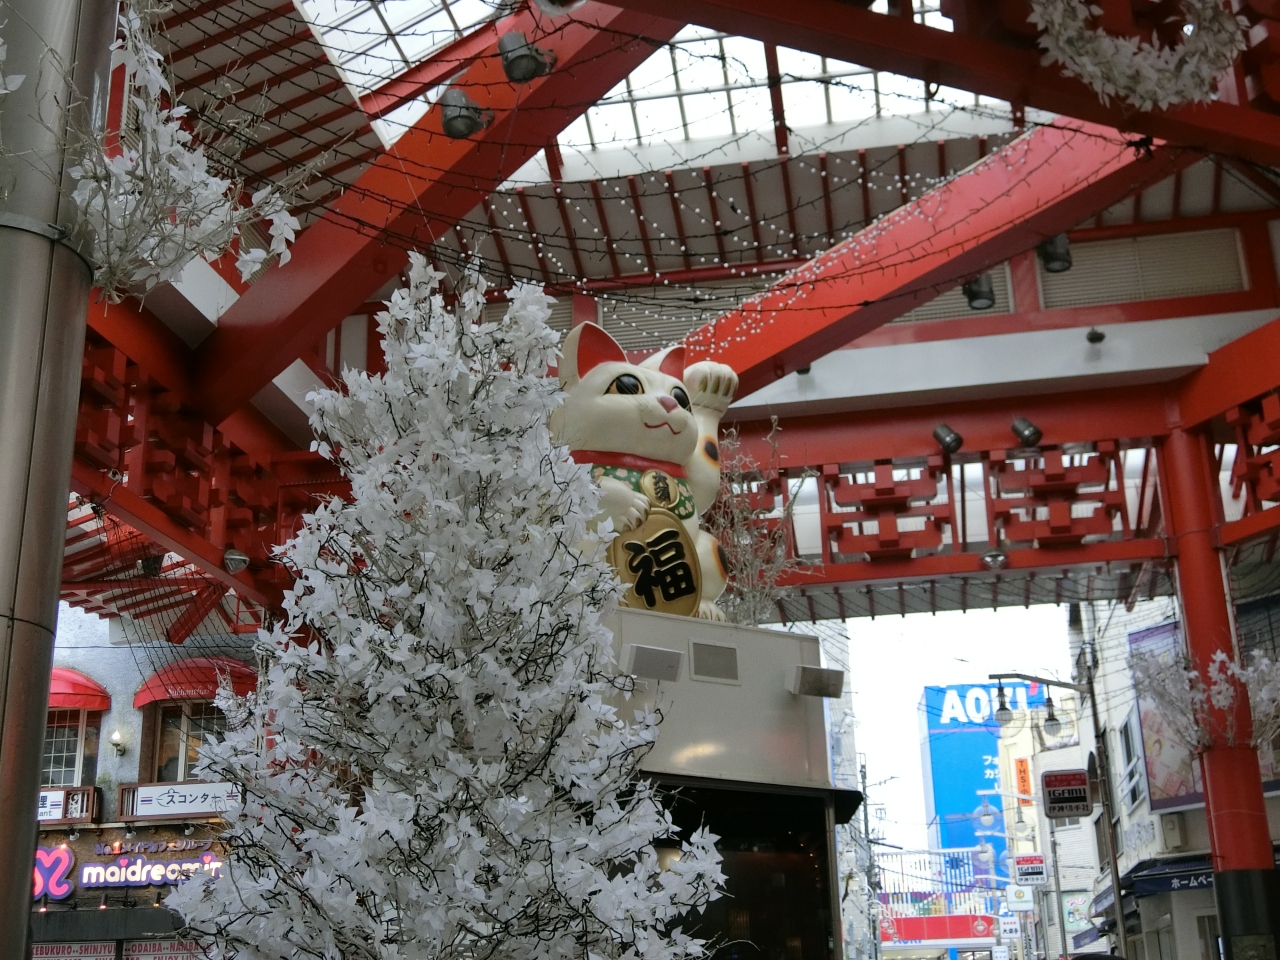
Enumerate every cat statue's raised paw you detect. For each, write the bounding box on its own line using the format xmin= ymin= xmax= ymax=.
xmin=550 ymin=322 xmax=738 ymax=619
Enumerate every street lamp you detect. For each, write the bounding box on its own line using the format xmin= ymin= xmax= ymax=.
xmin=994 ymin=683 xmax=1014 ymax=726
xmin=978 ymin=796 xmax=996 ymax=827
xmin=1043 ymin=694 xmax=1062 ymax=737
xmin=990 ymin=667 xmax=1127 ymax=960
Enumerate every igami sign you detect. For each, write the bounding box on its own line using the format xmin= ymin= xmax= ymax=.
xmin=1042 ymin=769 xmax=1092 ymax=819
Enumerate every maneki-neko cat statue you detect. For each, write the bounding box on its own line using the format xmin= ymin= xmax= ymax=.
xmin=551 ymin=322 xmax=739 ymax=620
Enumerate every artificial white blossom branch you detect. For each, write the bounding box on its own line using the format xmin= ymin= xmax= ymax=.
xmin=1027 ymin=0 xmax=1246 ymax=111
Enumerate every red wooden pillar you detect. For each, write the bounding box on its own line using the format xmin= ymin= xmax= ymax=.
xmin=1161 ymin=427 xmax=1279 ymax=951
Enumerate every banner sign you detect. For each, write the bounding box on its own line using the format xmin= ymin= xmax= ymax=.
xmin=32 ymin=946 xmax=114 ymax=959
xmin=1042 ymin=770 xmax=1091 ymax=819
xmin=1013 ymin=853 xmax=1047 ymax=885
xmin=999 ymin=916 xmax=1021 ymax=937
xmin=124 ymin=943 xmax=198 ymax=959
xmin=133 ymin=782 xmax=240 ymax=818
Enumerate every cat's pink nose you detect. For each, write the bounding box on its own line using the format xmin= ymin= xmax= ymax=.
xmin=657 ymin=395 xmax=678 ymax=412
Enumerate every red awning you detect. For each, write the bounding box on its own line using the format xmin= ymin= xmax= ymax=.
xmin=49 ymin=668 xmax=111 ymax=711
xmin=133 ymin=657 xmax=257 ymax=708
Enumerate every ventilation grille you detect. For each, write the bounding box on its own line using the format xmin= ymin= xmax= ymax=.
xmin=484 ymin=297 xmax=574 ymax=332
xmin=690 ymin=641 xmax=739 ymax=683
xmin=1040 ymin=229 xmax=1244 ymax=310
xmin=629 ymin=645 xmax=682 ymax=682
xmin=895 ymin=263 xmax=1013 ymax=323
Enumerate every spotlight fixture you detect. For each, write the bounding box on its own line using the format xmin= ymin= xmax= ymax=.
xmin=995 ymin=683 xmax=1014 ymax=726
xmin=981 ymin=548 xmax=1008 ymax=570
xmin=109 ymin=729 xmax=126 ymax=756
xmin=1011 ymin=416 xmax=1042 ymax=448
xmin=962 ymin=273 xmax=996 ymax=310
xmin=1043 ymin=695 xmax=1062 ymax=737
xmin=531 ymin=0 xmax=587 ymax=13
xmin=978 ymin=797 xmax=996 ymax=827
xmin=977 ymin=841 xmax=994 ymax=864
xmin=1086 ymin=327 xmax=1106 ymax=344
xmin=439 ymin=88 xmax=492 ymax=139
xmin=223 ymin=547 xmax=250 ymax=575
xmin=1037 ymin=233 xmax=1072 ymax=273
xmin=184 ymin=822 xmax=196 ymax=837
xmin=796 ymin=364 xmax=812 ymax=375
xmin=933 ymin=423 xmax=963 ymax=455
xmin=498 ymin=31 xmax=555 ymax=82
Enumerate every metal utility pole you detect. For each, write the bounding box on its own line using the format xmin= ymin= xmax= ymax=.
xmin=861 ymin=761 xmax=880 ymax=960
xmin=1049 ymin=816 xmax=1067 ymax=960
xmin=991 ymin=665 xmax=1127 ymax=959
xmin=0 ymin=1 xmax=115 ymax=954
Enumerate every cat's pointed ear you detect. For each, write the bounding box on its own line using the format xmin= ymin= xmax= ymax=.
xmin=640 ymin=344 xmax=686 ymax=381
xmin=559 ymin=322 xmax=626 ymax=386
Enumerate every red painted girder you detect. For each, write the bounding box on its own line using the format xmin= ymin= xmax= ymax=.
xmin=682 ymin=121 xmax=1188 ymax=396
xmin=86 ymin=300 xmax=295 ymax=465
xmin=360 ymin=20 xmax=502 ymax=120
xmin=193 ymin=4 xmax=682 ymax=426
xmin=1179 ymin=312 xmax=1280 ymax=428
xmin=729 ymin=383 xmax=1175 ymax=467
xmin=166 ymin=583 xmax=230 ymax=644
xmin=774 ymin=539 xmax=1167 ymax=588
xmin=606 ymin=0 xmax=1280 ymax=167
xmin=69 ymin=460 xmax=275 ymax=607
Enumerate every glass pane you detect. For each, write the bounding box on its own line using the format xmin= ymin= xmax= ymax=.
xmin=157 ymin=705 xmax=184 ymax=783
xmin=42 ymin=710 xmax=81 ymax=789
xmin=183 ymin=702 xmax=227 ymax=782
xmin=81 ymin=711 xmax=101 ymax=787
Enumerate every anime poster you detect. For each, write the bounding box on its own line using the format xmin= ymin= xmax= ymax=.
xmin=1061 ymin=891 xmax=1093 ymax=934
xmin=1127 ymin=621 xmax=1280 ymax=811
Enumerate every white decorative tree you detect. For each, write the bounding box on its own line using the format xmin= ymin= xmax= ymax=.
xmin=167 ymin=258 xmax=723 ymax=958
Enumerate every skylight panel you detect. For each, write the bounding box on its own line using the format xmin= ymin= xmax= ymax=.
xmin=719 ymin=36 xmax=765 ymax=82
xmin=727 ymin=86 xmax=771 ymax=135
xmin=590 ymin=102 xmax=640 ymax=149
xmin=783 ymin=81 xmax=831 ymax=129
xmin=634 ymin=99 xmax=688 ymax=145
xmin=681 ymin=92 xmax=735 ymax=141
xmin=827 ymin=73 xmax=879 ymax=124
xmin=877 ymin=72 xmax=928 ymax=115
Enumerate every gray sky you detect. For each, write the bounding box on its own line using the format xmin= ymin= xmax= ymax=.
xmin=845 ymin=605 xmax=1073 ymax=851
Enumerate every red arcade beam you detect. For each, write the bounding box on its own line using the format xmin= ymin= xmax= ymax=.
xmin=607 ymin=0 xmax=1280 ymax=167
xmin=194 ymin=3 xmax=681 ymax=425
xmin=683 ymin=121 xmax=1188 ymax=396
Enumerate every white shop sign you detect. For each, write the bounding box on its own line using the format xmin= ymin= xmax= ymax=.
xmin=1013 ymin=853 xmax=1048 ymax=885
xmin=32 ymin=946 xmax=114 ymax=959
xmin=999 ymin=916 xmax=1021 ymax=937
xmin=37 ymin=790 xmax=65 ymax=821
xmin=124 ymin=942 xmax=198 ymax=959
xmin=1006 ymin=884 xmax=1035 ymax=912
xmin=1042 ymin=769 xmax=1092 ymax=819
xmin=992 ymin=947 xmax=1010 ymax=960
xmin=133 ymin=782 xmax=240 ymax=818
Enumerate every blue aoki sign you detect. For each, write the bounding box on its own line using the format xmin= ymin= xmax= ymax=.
xmin=919 ymin=683 xmax=1047 ymax=873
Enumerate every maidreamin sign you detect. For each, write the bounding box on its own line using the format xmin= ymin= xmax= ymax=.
xmin=34 ymin=846 xmax=224 ymax=901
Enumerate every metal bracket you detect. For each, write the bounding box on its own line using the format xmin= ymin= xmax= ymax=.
xmin=0 ymin=211 xmax=94 ymax=273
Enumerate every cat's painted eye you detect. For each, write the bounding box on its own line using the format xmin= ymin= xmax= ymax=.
xmin=671 ymin=386 xmax=691 ymax=410
xmin=607 ymin=374 xmax=643 ymax=396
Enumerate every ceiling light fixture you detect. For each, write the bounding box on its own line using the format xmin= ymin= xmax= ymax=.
xmin=499 ymin=32 xmax=555 ymax=83
xmin=933 ymin=423 xmax=963 ymax=455
xmin=1037 ymin=233 xmax=1073 ymax=273
xmin=1011 ymin=416 xmax=1043 ymax=448
xmin=962 ymin=273 xmax=996 ymax=310
xmin=439 ymin=88 xmax=492 ymax=139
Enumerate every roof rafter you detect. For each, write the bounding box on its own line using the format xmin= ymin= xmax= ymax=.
xmin=681 ymin=120 xmax=1192 ymax=395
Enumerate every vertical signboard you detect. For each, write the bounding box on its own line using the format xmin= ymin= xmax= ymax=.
xmin=919 ymin=683 xmax=1047 ymax=870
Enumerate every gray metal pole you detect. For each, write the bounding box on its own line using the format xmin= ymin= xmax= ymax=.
xmin=0 ymin=0 xmax=115 ymax=953
xmin=1049 ymin=816 xmax=1067 ymax=960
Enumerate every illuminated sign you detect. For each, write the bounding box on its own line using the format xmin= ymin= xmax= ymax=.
xmin=33 ymin=845 xmax=224 ymax=900
xmin=80 ymin=852 xmax=224 ymax=889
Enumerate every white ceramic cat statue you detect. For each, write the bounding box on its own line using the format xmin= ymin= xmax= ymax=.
xmin=551 ymin=322 xmax=739 ymax=620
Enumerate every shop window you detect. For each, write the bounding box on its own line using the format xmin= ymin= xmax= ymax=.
xmin=1118 ymin=713 xmax=1145 ymax=808
xmin=155 ymin=701 xmax=226 ymax=782
xmin=41 ymin=709 xmax=101 ymax=789
xmin=1197 ymin=916 xmax=1222 ymax=960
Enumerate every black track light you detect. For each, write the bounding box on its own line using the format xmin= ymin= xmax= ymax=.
xmin=439 ymin=88 xmax=491 ymax=139
xmin=1011 ymin=416 xmax=1043 ymax=448
xmin=962 ymin=273 xmax=996 ymax=310
xmin=1038 ymin=233 xmax=1073 ymax=273
xmin=499 ymin=32 xmax=555 ymax=83
xmin=1087 ymin=327 xmax=1106 ymax=344
xmin=933 ymin=423 xmax=963 ymax=455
